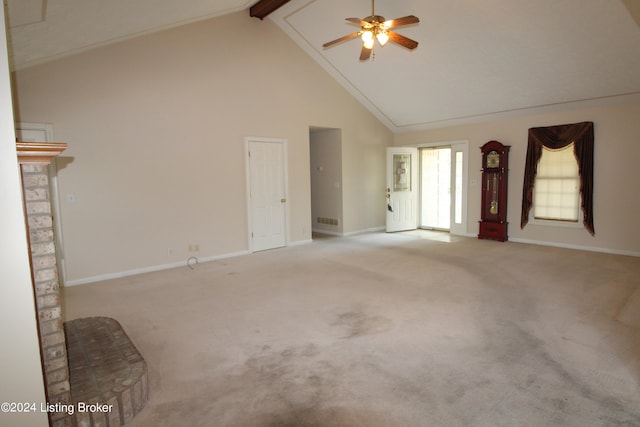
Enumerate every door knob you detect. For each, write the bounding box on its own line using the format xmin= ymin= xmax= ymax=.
xmin=281 ymin=198 xmax=286 ymax=203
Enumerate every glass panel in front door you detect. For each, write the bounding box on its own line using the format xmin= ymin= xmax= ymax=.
xmin=393 ymin=154 xmax=412 ymax=192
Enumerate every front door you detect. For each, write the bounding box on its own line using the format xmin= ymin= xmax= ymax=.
xmin=386 ymin=147 xmax=418 ymax=232
xmin=247 ymin=138 xmax=287 ymax=252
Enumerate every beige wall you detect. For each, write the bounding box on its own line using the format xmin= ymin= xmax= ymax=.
xmin=0 ymin=6 xmax=48 ymax=426
xmin=341 ymin=119 xmax=389 ymax=234
xmin=13 ymin=11 xmax=392 ymax=284
xmin=395 ymin=99 xmax=640 ymax=255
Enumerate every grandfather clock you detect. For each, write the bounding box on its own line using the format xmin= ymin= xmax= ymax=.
xmin=478 ymin=140 xmax=510 ymax=241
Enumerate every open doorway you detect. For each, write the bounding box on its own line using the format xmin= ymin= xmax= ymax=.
xmin=309 ymin=127 xmax=343 ymax=238
xmin=420 ymin=147 xmax=451 ymax=230
xmin=418 ymin=142 xmax=467 ymax=236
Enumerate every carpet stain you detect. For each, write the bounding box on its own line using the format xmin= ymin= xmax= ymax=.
xmin=333 ymin=310 xmax=393 ymax=338
xmin=261 ymin=405 xmax=382 ymax=427
xmin=487 ymin=321 xmax=640 ymax=425
xmin=444 ymin=379 xmax=493 ymax=405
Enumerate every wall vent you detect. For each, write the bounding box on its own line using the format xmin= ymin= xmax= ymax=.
xmin=317 ymin=217 xmax=339 ymax=226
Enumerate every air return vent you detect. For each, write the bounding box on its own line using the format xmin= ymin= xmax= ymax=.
xmin=317 ymin=217 xmax=339 ymax=226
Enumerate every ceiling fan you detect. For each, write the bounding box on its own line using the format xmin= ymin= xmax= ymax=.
xmin=322 ymin=0 xmax=420 ymax=61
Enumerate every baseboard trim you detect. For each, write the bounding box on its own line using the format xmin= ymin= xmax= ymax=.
xmin=289 ymin=239 xmax=313 ymax=247
xmin=311 ymin=228 xmax=342 ymax=236
xmin=312 ymin=226 xmax=386 ymax=237
xmin=462 ymin=232 xmax=638 ymax=257
xmin=343 ymin=226 xmax=386 ymax=236
xmin=64 ymin=250 xmax=251 ymax=287
xmin=508 ymin=237 xmax=640 ymax=257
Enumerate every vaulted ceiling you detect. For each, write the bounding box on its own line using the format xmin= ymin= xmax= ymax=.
xmin=5 ymin=0 xmax=640 ymax=132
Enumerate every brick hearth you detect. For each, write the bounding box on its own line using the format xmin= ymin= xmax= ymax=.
xmin=65 ymin=317 xmax=148 ymax=426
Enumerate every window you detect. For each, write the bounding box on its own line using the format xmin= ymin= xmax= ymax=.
xmin=455 ymin=151 xmax=463 ymax=225
xmin=533 ymin=143 xmax=580 ymax=222
xmin=520 ymin=121 xmax=594 ymax=235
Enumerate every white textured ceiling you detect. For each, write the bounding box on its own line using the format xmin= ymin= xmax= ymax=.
xmin=5 ymin=0 xmax=640 ymax=132
xmin=5 ymin=0 xmax=255 ymax=68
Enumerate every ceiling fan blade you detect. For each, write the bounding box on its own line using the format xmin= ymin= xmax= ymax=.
xmin=323 ymin=32 xmax=361 ymax=48
xmin=384 ymin=15 xmax=420 ymax=29
xmin=388 ymin=31 xmax=419 ymax=49
xmin=345 ymin=17 xmax=365 ymax=25
xmin=359 ymin=46 xmax=372 ymax=61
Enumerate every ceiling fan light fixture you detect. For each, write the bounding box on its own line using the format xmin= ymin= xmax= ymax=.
xmin=376 ymin=31 xmax=389 ymax=46
xmin=322 ymin=0 xmax=419 ymax=60
xmin=361 ymin=30 xmax=374 ymax=49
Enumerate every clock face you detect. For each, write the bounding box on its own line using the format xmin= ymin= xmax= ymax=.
xmin=487 ymin=151 xmax=500 ymax=168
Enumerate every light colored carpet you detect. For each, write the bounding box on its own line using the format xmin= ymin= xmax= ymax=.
xmin=62 ymin=232 xmax=640 ymax=426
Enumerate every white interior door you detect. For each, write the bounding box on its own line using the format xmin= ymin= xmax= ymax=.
xmin=386 ymin=147 xmax=418 ymax=232
xmin=247 ymin=138 xmax=287 ymax=252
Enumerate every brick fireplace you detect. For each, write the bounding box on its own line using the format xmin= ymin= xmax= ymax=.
xmin=17 ymin=141 xmax=71 ymax=427
xmin=17 ymin=141 xmax=148 ymax=427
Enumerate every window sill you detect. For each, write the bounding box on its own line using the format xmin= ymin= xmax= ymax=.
xmin=530 ymin=217 xmax=583 ymax=229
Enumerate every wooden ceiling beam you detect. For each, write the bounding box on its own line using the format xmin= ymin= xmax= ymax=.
xmin=249 ymin=0 xmax=291 ymax=20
